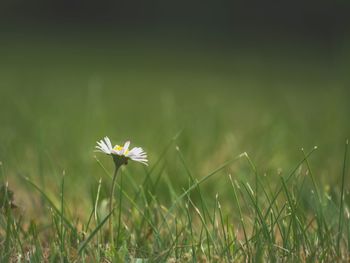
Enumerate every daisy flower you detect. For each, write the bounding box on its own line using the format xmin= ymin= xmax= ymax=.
xmin=96 ymin=136 xmax=148 ymax=166
xmin=95 ymin=136 xmax=148 ymax=245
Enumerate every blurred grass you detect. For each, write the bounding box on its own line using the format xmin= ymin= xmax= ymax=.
xmin=0 ymin=33 xmax=349 ymax=218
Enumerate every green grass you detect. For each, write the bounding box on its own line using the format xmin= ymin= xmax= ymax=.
xmin=0 ymin=35 xmax=349 ymax=262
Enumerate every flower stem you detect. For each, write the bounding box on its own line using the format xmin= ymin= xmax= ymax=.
xmin=109 ymin=165 xmax=120 ymax=247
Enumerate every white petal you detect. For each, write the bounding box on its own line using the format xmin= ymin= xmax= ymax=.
xmin=130 ymin=156 xmax=148 ymax=165
xmin=111 ymin=149 xmax=120 ymax=155
xmin=104 ymin=136 xmax=113 ymax=151
xmin=96 ymin=137 xmax=115 ymax=154
xmin=122 ymin=141 xmax=130 ymax=155
xmin=127 ymin=147 xmax=142 ymax=156
xmin=95 ymin=140 xmax=111 ymax=154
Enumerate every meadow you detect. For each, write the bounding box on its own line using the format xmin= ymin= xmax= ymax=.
xmin=0 ymin=33 xmax=349 ymax=262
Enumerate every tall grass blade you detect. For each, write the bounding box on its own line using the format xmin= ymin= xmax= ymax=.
xmin=78 ymin=210 xmax=114 ymax=254
xmin=22 ymin=176 xmax=76 ymax=233
xmin=337 ymin=139 xmax=348 ymax=255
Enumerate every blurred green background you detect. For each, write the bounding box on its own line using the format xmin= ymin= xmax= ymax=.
xmin=0 ymin=1 xmax=349 ymax=216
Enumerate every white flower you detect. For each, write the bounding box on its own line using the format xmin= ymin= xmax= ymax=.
xmin=96 ymin=136 xmax=148 ymax=165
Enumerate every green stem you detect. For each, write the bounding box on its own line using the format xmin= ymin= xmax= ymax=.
xmin=109 ymin=165 xmax=120 ymax=247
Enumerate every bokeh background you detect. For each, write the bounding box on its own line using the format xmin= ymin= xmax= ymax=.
xmin=0 ymin=1 xmax=349 ymax=215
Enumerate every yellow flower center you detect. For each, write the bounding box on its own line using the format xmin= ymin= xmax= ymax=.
xmin=113 ymin=145 xmax=129 ymax=154
xmin=114 ymin=145 xmax=123 ymax=151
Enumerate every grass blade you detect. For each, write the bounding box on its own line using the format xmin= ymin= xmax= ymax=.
xmin=78 ymin=210 xmax=114 ymax=254
xmin=338 ymin=139 xmax=348 ymax=255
